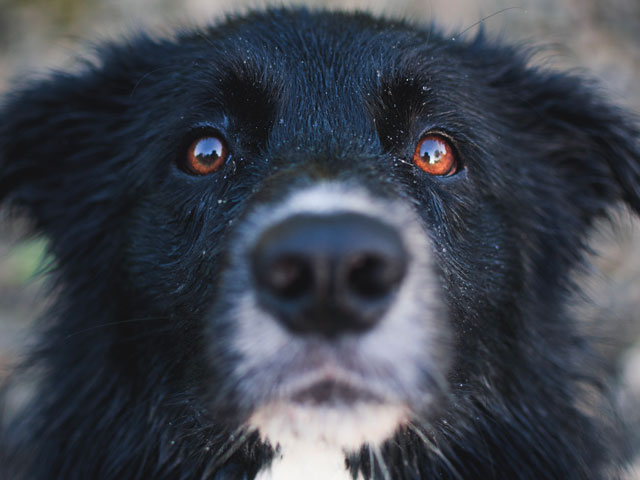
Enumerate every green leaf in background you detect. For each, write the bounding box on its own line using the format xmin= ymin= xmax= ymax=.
xmin=3 ymin=238 xmax=50 ymax=286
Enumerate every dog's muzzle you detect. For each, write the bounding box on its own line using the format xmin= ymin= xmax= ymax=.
xmin=210 ymin=182 xmax=451 ymax=449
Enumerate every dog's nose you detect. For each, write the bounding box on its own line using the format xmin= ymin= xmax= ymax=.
xmin=251 ymin=213 xmax=408 ymax=337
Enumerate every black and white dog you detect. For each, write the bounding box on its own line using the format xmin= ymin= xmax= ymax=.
xmin=1 ymin=8 xmax=639 ymax=480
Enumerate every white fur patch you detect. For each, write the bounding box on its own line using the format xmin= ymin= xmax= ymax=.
xmin=217 ymin=181 xmax=449 ymax=477
xmin=249 ymin=402 xmax=406 ymax=451
xmin=254 ymin=442 xmax=362 ymax=480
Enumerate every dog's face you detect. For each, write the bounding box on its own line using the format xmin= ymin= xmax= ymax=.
xmin=2 ymin=8 xmax=639 ymax=478
xmin=120 ymin=12 xmax=529 ymax=450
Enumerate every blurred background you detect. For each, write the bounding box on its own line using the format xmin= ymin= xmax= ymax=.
xmin=0 ymin=0 xmax=639 ymax=476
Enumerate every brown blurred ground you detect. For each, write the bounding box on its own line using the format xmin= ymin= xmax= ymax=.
xmin=0 ymin=0 xmax=639 ymax=476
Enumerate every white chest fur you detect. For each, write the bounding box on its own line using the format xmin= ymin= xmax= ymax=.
xmin=254 ymin=443 xmax=363 ymax=480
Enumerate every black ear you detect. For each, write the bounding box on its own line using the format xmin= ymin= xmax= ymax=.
xmin=506 ymin=68 xmax=640 ymax=218
xmin=1 ymin=59 xmax=134 ymax=227
xmin=0 ymin=42 xmax=163 ymax=267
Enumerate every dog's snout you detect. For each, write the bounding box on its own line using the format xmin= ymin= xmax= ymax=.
xmin=251 ymin=213 xmax=408 ymax=336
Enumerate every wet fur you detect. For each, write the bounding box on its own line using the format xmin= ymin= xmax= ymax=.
xmin=1 ymin=8 xmax=640 ymax=480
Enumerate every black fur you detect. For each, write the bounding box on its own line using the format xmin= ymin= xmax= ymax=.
xmin=1 ymin=8 xmax=639 ymax=479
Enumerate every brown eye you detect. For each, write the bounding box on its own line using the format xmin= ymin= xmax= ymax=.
xmin=413 ymin=134 xmax=458 ymax=176
xmin=185 ymin=136 xmax=228 ymax=175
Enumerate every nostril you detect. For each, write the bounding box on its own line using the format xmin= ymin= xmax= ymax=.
xmin=346 ymin=253 xmax=404 ymax=299
xmin=251 ymin=212 xmax=409 ymax=337
xmin=262 ymin=255 xmax=314 ymax=299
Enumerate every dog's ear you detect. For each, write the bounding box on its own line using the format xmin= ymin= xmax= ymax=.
xmin=505 ymin=69 xmax=640 ymax=218
xmin=0 ymin=45 xmax=161 ymax=261
xmin=1 ymin=61 xmax=134 ymax=226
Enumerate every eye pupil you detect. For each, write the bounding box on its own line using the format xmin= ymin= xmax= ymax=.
xmin=186 ymin=135 xmax=228 ymax=175
xmin=194 ymin=138 xmax=223 ymax=165
xmin=420 ymin=140 xmax=444 ymax=164
xmin=422 ymin=142 xmax=443 ymax=163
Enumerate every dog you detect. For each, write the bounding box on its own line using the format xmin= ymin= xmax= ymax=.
xmin=1 ymin=8 xmax=639 ymax=480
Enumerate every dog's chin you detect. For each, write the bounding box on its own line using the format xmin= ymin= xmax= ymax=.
xmin=244 ymin=360 xmax=410 ymax=451
xmin=248 ymin=397 xmax=407 ymax=452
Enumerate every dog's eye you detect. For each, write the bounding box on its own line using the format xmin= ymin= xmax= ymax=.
xmin=413 ymin=134 xmax=458 ymax=176
xmin=185 ymin=136 xmax=229 ymax=175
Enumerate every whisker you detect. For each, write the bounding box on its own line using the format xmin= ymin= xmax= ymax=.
xmin=408 ymin=421 xmax=463 ymax=480
xmin=455 ymin=7 xmax=527 ymax=38
xmin=64 ymin=316 xmax=168 ymax=339
xmin=393 ymin=156 xmax=413 ymax=167
xmin=129 ymin=65 xmax=181 ymax=98
xmin=113 ymin=326 xmax=176 ymax=345
xmin=206 ymin=426 xmax=251 ymax=473
xmin=371 ymin=443 xmax=391 ymax=480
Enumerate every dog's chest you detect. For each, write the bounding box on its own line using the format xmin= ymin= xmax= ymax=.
xmin=254 ymin=444 xmax=363 ymax=480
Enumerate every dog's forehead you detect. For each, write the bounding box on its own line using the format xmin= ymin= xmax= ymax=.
xmin=187 ymin=12 xmax=459 ymax=149
xmin=207 ymin=11 xmax=428 ymax=74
